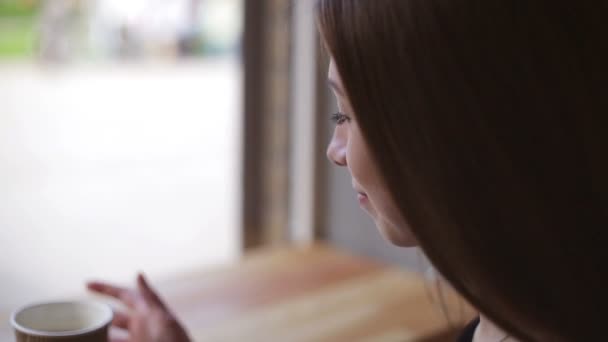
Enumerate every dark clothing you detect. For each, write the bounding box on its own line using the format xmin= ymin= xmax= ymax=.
xmin=457 ymin=317 xmax=480 ymax=342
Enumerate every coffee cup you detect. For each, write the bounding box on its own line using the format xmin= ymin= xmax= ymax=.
xmin=10 ymin=301 xmax=113 ymax=342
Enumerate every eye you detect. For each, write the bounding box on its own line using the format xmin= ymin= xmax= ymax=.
xmin=330 ymin=112 xmax=351 ymax=125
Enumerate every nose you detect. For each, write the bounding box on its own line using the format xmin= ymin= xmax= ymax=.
xmin=326 ymin=128 xmax=347 ymax=167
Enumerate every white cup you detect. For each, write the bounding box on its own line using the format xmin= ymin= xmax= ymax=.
xmin=11 ymin=301 xmax=113 ymax=341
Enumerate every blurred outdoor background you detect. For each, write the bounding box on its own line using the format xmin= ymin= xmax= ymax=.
xmin=0 ymin=0 xmax=242 ymax=312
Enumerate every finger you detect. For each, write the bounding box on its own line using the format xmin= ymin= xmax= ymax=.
xmin=109 ymin=325 xmax=129 ymax=342
xmin=87 ymin=281 xmax=136 ymax=308
xmin=137 ymin=273 xmax=166 ymax=309
xmin=110 ymin=338 xmax=128 ymax=342
xmin=111 ymin=310 xmax=130 ymax=330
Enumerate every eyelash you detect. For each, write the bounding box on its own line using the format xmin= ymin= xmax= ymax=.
xmin=330 ymin=112 xmax=351 ymax=125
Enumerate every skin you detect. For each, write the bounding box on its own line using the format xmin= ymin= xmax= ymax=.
xmin=86 ymin=274 xmax=191 ymax=342
xmin=85 ymin=59 xmax=517 ymax=342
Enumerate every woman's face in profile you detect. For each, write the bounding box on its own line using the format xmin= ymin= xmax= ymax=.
xmin=326 ymin=59 xmax=417 ymax=247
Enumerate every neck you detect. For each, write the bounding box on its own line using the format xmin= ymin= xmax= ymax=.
xmin=473 ymin=315 xmax=517 ymax=342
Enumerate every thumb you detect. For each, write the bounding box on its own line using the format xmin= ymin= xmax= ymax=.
xmin=137 ymin=272 xmax=166 ymax=309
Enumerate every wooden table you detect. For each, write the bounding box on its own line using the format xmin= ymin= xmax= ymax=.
xmin=1 ymin=244 xmax=474 ymax=341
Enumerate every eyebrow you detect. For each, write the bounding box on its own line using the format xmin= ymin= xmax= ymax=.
xmin=328 ymin=79 xmax=344 ymax=97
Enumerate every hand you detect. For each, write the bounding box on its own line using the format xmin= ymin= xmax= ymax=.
xmin=87 ymin=273 xmax=191 ymax=342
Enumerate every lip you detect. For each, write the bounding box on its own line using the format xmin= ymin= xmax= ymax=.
xmin=357 ymin=193 xmax=368 ymax=205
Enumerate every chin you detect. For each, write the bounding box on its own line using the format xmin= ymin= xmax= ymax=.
xmin=375 ymin=218 xmax=418 ymax=247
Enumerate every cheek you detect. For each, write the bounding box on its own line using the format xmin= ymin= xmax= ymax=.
xmin=369 ymin=188 xmax=400 ymax=224
xmin=371 ymin=190 xmax=419 ymax=247
xmin=345 ymin=127 xmax=418 ymax=246
xmin=345 ymin=128 xmax=373 ymax=186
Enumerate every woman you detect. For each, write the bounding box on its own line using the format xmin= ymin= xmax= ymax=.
xmin=88 ymin=1 xmax=608 ymax=341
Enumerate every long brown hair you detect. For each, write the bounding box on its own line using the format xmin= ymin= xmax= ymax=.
xmin=316 ymin=1 xmax=608 ymax=341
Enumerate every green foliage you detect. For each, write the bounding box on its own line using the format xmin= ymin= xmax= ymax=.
xmin=0 ymin=1 xmax=39 ymax=57
xmin=0 ymin=0 xmax=39 ymax=17
xmin=0 ymin=19 xmax=35 ymax=57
